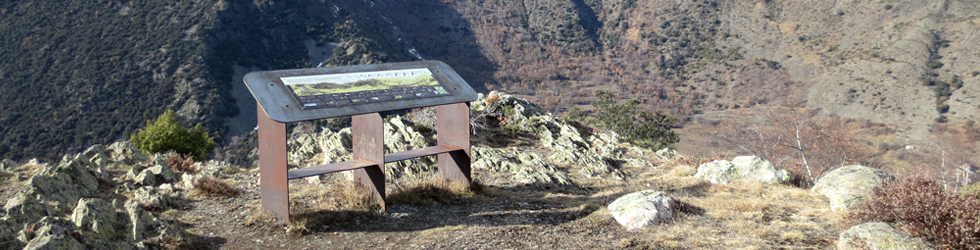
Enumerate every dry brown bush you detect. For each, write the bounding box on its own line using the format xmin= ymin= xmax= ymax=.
xmin=849 ymin=177 xmax=980 ymax=249
xmin=165 ymin=153 xmax=198 ymax=173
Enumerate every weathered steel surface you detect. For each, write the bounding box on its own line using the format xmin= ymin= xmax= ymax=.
xmin=258 ymin=106 xmax=289 ymax=222
xmin=352 ymin=113 xmax=387 ymax=210
xmin=243 ymin=60 xmax=478 ymax=123
xmin=437 ymin=102 xmax=472 ymax=184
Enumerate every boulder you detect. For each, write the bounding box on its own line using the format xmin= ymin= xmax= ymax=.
xmin=838 ymin=222 xmax=934 ymax=250
xmin=811 ymin=165 xmax=891 ymax=213
xmin=694 ymin=156 xmax=793 ymax=184
xmin=4 ymin=194 xmax=55 ymax=224
xmin=127 ymin=162 xmax=176 ymax=187
xmin=608 ymin=190 xmax=676 ymax=230
xmin=124 ymin=200 xmax=155 ymax=241
xmin=22 ymin=217 xmax=84 ymax=250
xmin=70 ymin=198 xmax=121 ymax=240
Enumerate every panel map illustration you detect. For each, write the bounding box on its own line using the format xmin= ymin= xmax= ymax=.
xmin=280 ymin=68 xmax=451 ymax=109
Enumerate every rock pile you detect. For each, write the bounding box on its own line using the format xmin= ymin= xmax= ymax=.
xmin=0 ymin=142 xmax=200 ymax=249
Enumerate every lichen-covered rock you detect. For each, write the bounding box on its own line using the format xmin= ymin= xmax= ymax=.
xmin=608 ymin=190 xmax=676 ymax=230
xmin=131 ymin=185 xmax=178 ymax=209
xmin=472 ymin=147 xmax=571 ymax=186
xmin=838 ymin=222 xmax=934 ymax=250
xmin=127 ymin=161 xmax=177 ymax=187
xmin=81 ymin=144 xmax=113 ymax=168
xmin=70 ymin=198 xmax=120 ymax=240
xmin=695 ymin=156 xmax=793 ymax=184
xmin=22 ymin=217 xmax=84 ymax=250
xmin=812 ymin=165 xmax=891 ymax=213
xmin=107 ymin=141 xmax=149 ymax=165
xmin=4 ymin=194 xmax=55 ymax=224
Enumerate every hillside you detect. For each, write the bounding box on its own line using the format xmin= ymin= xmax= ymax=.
xmin=0 ymin=93 xmax=853 ymax=249
xmin=2 ymin=0 xmax=979 ymax=176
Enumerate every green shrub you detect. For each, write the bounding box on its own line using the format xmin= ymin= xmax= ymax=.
xmin=850 ymin=177 xmax=980 ymax=249
xmin=130 ymin=110 xmax=215 ymax=161
xmin=590 ymin=91 xmax=679 ymax=150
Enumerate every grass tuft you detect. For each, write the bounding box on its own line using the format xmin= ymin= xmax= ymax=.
xmin=192 ymin=177 xmax=239 ymax=197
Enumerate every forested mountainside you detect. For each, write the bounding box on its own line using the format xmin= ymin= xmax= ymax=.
xmin=2 ymin=0 xmax=979 ymax=162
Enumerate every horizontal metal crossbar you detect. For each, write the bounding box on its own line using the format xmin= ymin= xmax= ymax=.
xmin=287 ymin=160 xmax=377 ymax=179
xmin=286 ymin=144 xmax=465 ymax=180
xmin=384 ymin=144 xmax=464 ymax=163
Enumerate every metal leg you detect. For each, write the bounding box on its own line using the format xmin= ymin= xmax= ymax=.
xmin=352 ymin=113 xmax=387 ymax=210
xmin=437 ymin=103 xmax=472 ymax=185
xmin=258 ymin=106 xmax=289 ymax=222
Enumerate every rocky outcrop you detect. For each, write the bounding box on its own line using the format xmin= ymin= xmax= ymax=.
xmin=471 ymin=91 xmax=642 ymax=180
xmin=284 ymin=91 xmax=649 ymax=187
xmin=838 ymin=222 xmax=934 ymax=250
xmin=0 ymin=143 xmax=187 ymax=249
xmin=694 ymin=156 xmax=793 ymax=184
xmin=607 ymin=190 xmax=676 ymax=230
xmin=811 ymin=165 xmax=891 ymax=213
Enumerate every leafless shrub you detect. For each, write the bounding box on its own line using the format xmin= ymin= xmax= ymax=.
xmin=849 ymin=177 xmax=980 ymax=249
xmin=166 ymin=153 xmax=198 ymax=173
xmin=712 ymin=107 xmax=877 ymax=187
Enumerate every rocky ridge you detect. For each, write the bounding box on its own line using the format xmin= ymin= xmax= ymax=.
xmin=286 ymin=91 xmax=649 ymax=188
xmin=0 ymin=142 xmax=230 ymax=249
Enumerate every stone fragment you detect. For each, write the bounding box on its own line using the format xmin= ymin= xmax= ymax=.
xmin=812 ymin=165 xmax=891 ymax=213
xmin=838 ymin=222 xmax=934 ymax=250
xmin=608 ymin=190 xmax=676 ymax=230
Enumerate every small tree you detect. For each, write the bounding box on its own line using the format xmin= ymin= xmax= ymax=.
xmin=130 ymin=110 xmax=215 ymax=161
xmin=590 ymin=91 xmax=679 ymax=150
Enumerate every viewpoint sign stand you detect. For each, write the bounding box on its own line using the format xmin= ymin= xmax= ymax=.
xmin=244 ymin=61 xmax=478 ymax=222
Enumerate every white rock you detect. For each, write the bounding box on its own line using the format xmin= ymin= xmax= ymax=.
xmin=608 ymin=190 xmax=676 ymax=230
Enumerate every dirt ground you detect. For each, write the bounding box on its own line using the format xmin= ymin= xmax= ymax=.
xmin=167 ymin=160 xmax=844 ymax=250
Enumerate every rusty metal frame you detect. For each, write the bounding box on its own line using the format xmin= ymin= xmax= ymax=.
xmin=257 ymin=103 xmax=473 ymax=223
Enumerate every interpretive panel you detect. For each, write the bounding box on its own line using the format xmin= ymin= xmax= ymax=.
xmin=281 ymin=68 xmax=451 ymax=109
xmin=244 ymin=61 xmax=477 ymax=123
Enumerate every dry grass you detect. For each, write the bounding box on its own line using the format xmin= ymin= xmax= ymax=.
xmin=191 ymin=177 xmax=239 ymax=197
xmin=387 ymin=177 xmax=486 ymax=206
xmin=283 ymin=175 xmax=380 ymax=235
xmin=611 ymin=168 xmax=842 ymax=249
